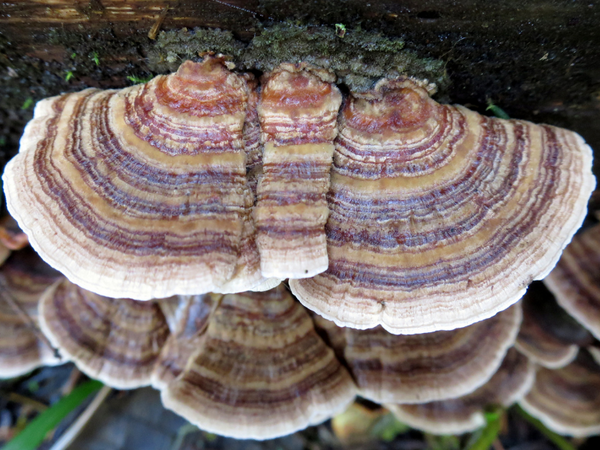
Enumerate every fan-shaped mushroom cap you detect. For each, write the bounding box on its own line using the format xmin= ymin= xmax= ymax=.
xmin=520 ymin=352 xmax=600 ymax=437
xmin=515 ymin=285 xmax=590 ymax=369
xmin=161 ymin=285 xmax=356 ymax=440
xmin=3 ymin=57 xmax=269 ymax=300
xmin=589 ymin=346 xmax=600 ymax=365
xmin=255 ymin=64 xmax=342 ymax=279
xmin=151 ymin=293 xmax=219 ymax=390
xmin=544 ymin=223 xmax=600 ymax=340
xmin=291 ymin=77 xmax=594 ymax=334
xmin=39 ymin=279 xmax=171 ymax=389
xmin=387 ymin=348 xmax=535 ymax=435
xmin=0 ymin=248 xmax=63 ymax=378
xmin=314 ymin=304 xmax=521 ymax=403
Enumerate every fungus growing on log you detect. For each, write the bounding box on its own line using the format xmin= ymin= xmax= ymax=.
xmin=520 ymin=352 xmax=600 ymax=437
xmin=3 ymin=57 xmax=269 ymax=300
xmin=386 ymin=348 xmax=535 ymax=435
xmin=313 ymin=303 xmax=522 ymax=403
xmin=0 ymin=248 xmax=63 ymax=378
xmin=544 ymin=223 xmax=600 ymax=340
xmin=39 ymin=279 xmax=172 ymax=389
xmin=255 ymin=63 xmax=342 ymax=278
xmin=161 ymin=285 xmax=356 ymax=440
xmin=290 ymin=77 xmax=594 ymax=334
xmin=3 ymin=58 xmax=594 ymax=334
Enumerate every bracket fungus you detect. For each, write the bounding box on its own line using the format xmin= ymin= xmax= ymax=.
xmin=520 ymin=352 xmax=600 ymax=437
xmin=0 ymin=248 xmax=63 ymax=378
xmin=2 ymin=56 xmax=595 ymax=335
xmin=161 ymin=286 xmax=356 ymax=440
xmin=544 ymin=223 xmax=600 ymax=340
xmin=386 ymin=348 xmax=535 ymax=435
xmin=313 ymin=303 xmax=522 ymax=404
xmin=39 ymin=279 xmax=172 ymax=389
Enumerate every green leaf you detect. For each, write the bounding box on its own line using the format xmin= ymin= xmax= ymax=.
xmin=485 ymin=101 xmax=510 ymax=119
xmin=65 ymin=71 xmax=74 ymax=82
xmin=21 ymin=98 xmax=33 ymax=110
xmin=2 ymin=379 xmax=103 ymax=450
xmin=127 ymin=75 xmax=154 ymax=85
xmin=464 ymin=407 xmax=502 ymax=450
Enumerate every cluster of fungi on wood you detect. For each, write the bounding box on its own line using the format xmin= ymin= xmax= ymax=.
xmin=0 ymin=56 xmax=599 ymax=440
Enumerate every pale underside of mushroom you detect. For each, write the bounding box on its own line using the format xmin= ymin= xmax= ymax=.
xmin=39 ymin=279 xmax=171 ymax=389
xmin=544 ymin=223 xmax=600 ymax=341
xmin=0 ymin=248 xmax=65 ymax=378
xmin=291 ymin=77 xmax=594 ymax=334
xmin=151 ymin=293 xmax=219 ymax=390
xmin=386 ymin=348 xmax=535 ymax=435
xmin=161 ymin=285 xmax=356 ymax=440
xmin=313 ymin=303 xmax=522 ymax=404
xmin=515 ymin=285 xmax=590 ymax=369
xmin=3 ymin=58 xmax=595 ymax=335
xmin=520 ymin=352 xmax=600 ymax=437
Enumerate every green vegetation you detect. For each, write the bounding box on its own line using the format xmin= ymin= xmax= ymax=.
xmin=2 ymin=380 xmax=103 ymax=450
xmin=127 ymin=74 xmax=155 ymax=85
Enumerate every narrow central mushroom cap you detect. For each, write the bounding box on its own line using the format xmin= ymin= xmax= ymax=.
xmin=3 ymin=57 xmax=267 ymax=300
xmin=314 ymin=303 xmax=522 ymax=404
xmin=291 ymin=77 xmax=595 ymax=334
xmin=255 ymin=64 xmax=342 ymax=278
xmin=39 ymin=279 xmax=171 ymax=389
xmin=387 ymin=348 xmax=536 ymax=435
xmin=161 ymin=285 xmax=356 ymax=440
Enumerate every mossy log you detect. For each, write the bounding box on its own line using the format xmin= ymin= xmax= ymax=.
xmin=1 ymin=0 xmax=599 ymax=205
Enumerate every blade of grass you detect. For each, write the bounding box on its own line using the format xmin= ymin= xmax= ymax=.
xmin=514 ymin=406 xmax=576 ymax=450
xmin=2 ymin=379 xmax=103 ymax=450
xmin=464 ymin=409 xmax=502 ymax=450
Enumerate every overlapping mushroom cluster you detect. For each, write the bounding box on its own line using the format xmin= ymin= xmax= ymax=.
xmin=1 ymin=56 xmax=598 ymax=440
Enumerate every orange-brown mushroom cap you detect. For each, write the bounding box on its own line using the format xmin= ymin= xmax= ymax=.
xmin=3 ymin=57 xmax=269 ymax=300
xmin=520 ymin=352 xmax=600 ymax=437
xmin=314 ymin=303 xmax=522 ymax=404
xmin=0 ymin=248 xmax=64 ymax=378
xmin=387 ymin=348 xmax=535 ymax=435
xmin=291 ymin=77 xmax=594 ymax=334
xmin=39 ymin=279 xmax=171 ymax=389
xmin=161 ymin=285 xmax=356 ymax=440
xmin=544 ymin=223 xmax=600 ymax=340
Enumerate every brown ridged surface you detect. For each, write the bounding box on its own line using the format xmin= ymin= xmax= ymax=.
xmin=255 ymin=64 xmax=342 ymax=278
xmin=291 ymin=77 xmax=594 ymax=334
xmin=161 ymin=285 xmax=356 ymax=440
xmin=520 ymin=352 xmax=600 ymax=437
xmin=3 ymin=57 xmax=268 ymax=300
xmin=0 ymin=248 xmax=63 ymax=378
xmin=515 ymin=287 xmax=589 ymax=369
xmin=316 ymin=304 xmax=521 ymax=404
xmin=544 ymin=223 xmax=600 ymax=340
xmin=39 ymin=279 xmax=171 ymax=389
xmin=152 ymin=294 xmax=219 ymax=390
xmin=387 ymin=348 xmax=535 ymax=435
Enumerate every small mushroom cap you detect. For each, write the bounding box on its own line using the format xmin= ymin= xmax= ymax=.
xmin=589 ymin=346 xmax=600 ymax=365
xmin=291 ymin=77 xmax=595 ymax=334
xmin=544 ymin=223 xmax=600 ymax=340
xmin=0 ymin=248 xmax=63 ymax=378
xmin=161 ymin=285 xmax=356 ymax=440
xmin=387 ymin=348 xmax=535 ymax=435
xmin=3 ymin=57 xmax=268 ymax=300
xmin=255 ymin=64 xmax=342 ymax=279
xmin=515 ymin=284 xmax=590 ymax=368
xmin=39 ymin=279 xmax=171 ymax=389
xmin=151 ymin=294 xmax=219 ymax=390
xmin=314 ymin=304 xmax=522 ymax=404
xmin=520 ymin=352 xmax=600 ymax=437
xmin=0 ymin=215 xmax=29 ymax=251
